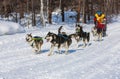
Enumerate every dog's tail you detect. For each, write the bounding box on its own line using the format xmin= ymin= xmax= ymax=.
xmin=87 ymin=32 xmax=90 ymax=42
xmin=58 ymin=26 xmax=63 ymax=34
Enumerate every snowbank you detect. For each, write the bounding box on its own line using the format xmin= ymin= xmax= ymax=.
xmin=0 ymin=21 xmax=25 ymax=35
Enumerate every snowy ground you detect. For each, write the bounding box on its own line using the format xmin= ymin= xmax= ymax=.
xmin=0 ymin=21 xmax=25 ymax=36
xmin=0 ymin=16 xmax=120 ymax=79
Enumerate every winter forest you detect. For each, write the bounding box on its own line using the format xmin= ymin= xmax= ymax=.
xmin=0 ymin=0 xmax=120 ymax=26
xmin=0 ymin=0 xmax=120 ymax=79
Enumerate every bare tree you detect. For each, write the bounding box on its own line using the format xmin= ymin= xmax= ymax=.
xmin=0 ymin=0 xmax=120 ymax=25
xmin=48 ymin=0 xmax=52 ymax=24
xmin=31 ymin=0 xmax=36 ymax=26
xmin=40 ymin=0 xmax=45 ymax=26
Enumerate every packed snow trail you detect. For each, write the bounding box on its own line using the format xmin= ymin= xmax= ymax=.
xmin=0 ymin=23 xmax=120 ymax=79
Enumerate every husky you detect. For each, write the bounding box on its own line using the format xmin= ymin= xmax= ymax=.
xmin=71 ymin=24 xmax=90 ymax=47
xmin=26 ymin=33 xmax=43 ymax=53
xmin=45 ymin=26 xmax=72 ymax=56
xmin=91 ymin=26 xmax=103 ymax=41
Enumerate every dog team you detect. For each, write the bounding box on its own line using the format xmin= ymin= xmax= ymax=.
xmin=26 ymin=24 xmax=106 ymax=56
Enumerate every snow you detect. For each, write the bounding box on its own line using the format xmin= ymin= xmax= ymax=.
xmin=52 ymin=10 xmax=77 ymax=23
xmin=0 ymin=21 xmax=25 ymax=36
xmin=0 ymin=14 xmax=120 ymax=79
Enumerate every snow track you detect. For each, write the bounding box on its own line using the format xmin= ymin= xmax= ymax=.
xmin=0 ymin=23 xmax=120 ymax=79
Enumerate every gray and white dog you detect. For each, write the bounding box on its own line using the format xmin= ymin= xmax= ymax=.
xmin=26 ymin=33 xmax=43 ymax=53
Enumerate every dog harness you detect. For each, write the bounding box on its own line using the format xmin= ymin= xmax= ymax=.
xmin=76 ymin=29 xmax=80 ymax=33
xmin=58 ymin=33 xmax=68 ymax=40
xmin=32 ymin=37 xmax=42 ymax=41
xmin=31 ymin=37 xmax=43 ymax=47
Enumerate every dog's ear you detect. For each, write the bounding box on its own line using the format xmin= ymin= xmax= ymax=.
xmin=27 ymin=33 xmax=30 ymax=36
xmin=30 ymin=33 xmax=32 ymax=35
xmin=48 ymin=31 xmax=52 ymax=34
xmin=29 ymin=33 xmax=32 ymax=37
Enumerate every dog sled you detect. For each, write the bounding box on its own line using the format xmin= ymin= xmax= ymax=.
xmin=92 ymin=18 xmax=107 ymax=41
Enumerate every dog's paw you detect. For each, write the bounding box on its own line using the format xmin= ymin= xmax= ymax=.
xmin=65 ymin=52 xmax=68 ymax=55
xmin=93 ymin=39 xmax=97 ymax=41
xmin=36 ymin=51 xmax=41 ymax=54
xmin=82 ymin=46 xmax=86 ymax=48
xmin=33 ymin=50 xmax=37 ymax=53
xmin=99 ymin=39 xmax=103 ymax=41
xmin=88 ymin=43 xmax=92 ymax=46
xmin=35 ymin=50 xmax=38 ymax=52
xmin=48 ymin=53 xmax=52 ymax=56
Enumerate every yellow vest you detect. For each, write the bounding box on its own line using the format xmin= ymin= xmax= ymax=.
xmin=95 ymin=13 xmax=105 ymax=23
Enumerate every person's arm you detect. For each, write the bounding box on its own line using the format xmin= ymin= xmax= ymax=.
xmin=101 ymin=14 xmax=105 ymax=19
xmin=95 ymin=14 xmax=100 ymax=21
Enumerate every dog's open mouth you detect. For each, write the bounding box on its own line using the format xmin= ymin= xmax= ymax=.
xmin=45 ymin=36 xmax=52 ymax=42
xmin=46 ymin=39 xmax=50 ymax=42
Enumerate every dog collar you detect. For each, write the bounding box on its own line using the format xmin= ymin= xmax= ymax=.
xmin=76 ymin=29 xmax=80 ymax=32
xmin=32 ymin=37 xmax=43 ymax=41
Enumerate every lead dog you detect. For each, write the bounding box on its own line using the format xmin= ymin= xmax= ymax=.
xmin=45 ymin=28 xmax=72 ymax=56
xmin=26 ymin=33 xmax=43 ymax=52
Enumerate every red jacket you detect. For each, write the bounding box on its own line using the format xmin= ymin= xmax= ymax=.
xmin=94 ymin=17 xmax=106 ymax=29
xmin=97 ymin=22 xmax=105 ymax=29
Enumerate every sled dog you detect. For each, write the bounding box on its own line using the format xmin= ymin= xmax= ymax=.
xmin=26 ymin=33 xmax=43 ymax=52
xmin=72 ymin=24 xmax=90 ymax=47
xmin=91 ymin=26 xmax=103 ymax=41
xmin=45 ymin=26 xmax=72 ymax=56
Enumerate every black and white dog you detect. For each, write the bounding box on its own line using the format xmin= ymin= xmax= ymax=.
xmin=26 ymin=33 xmax=43 ymax=53
xmin=70 ymin=24 xmax=90 ymax=47
xmin=91 ymin=26 xmax=103 ymax=41
xmin=45 ymin=27 xmax=72 ymax=56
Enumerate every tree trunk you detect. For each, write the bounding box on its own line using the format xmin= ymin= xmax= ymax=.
xmin=82 ymin=0 xmax=86 ymax=23
xmin=19 ymin=1 xmax=24 ymax=19
xmin=15 ymin=12 xmax=18 ymax=23
xmin=61 ymin=2 xmax=64 ymax=22
xmin=40 ymin=0 xmax=45 ymax=26
xmin=48 ymin=0 xmax=52 ymax=24
xmin=76 ymin=0 xmax=81 ymax=23
xmin=47 ymin=0 xmax=49 ymax=22
xmin=86 ymin=0 xmax=90 ymax=22
xmin=61 ymin=8 xmax=64 ymax=22
xmin=32 ymin=9 xmax=36 ymax=26
xmin=32 ymin=0 xmax=36 ymax=26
